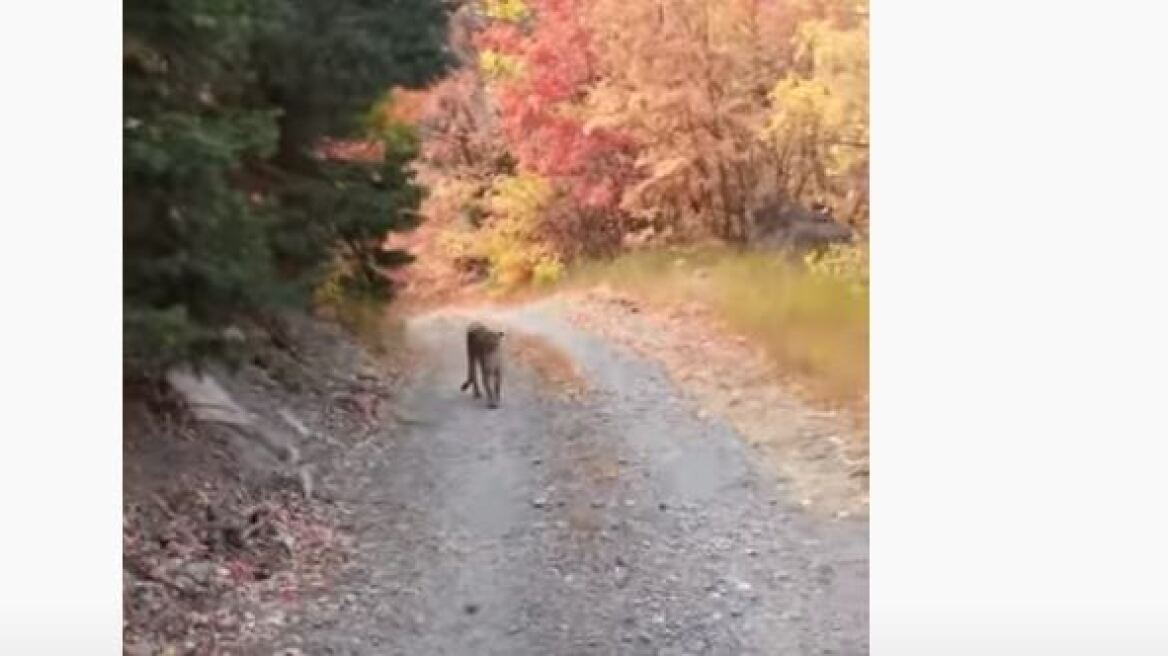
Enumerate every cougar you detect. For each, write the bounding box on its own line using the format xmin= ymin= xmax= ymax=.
xmin=460 ymin=321 xmax=505 ymax=409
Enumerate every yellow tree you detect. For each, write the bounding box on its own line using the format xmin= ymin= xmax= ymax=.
xmin=765 ymin=0 xmax=869 ymax=229
xmin=585 ymin=0 xmax=869 ymax=240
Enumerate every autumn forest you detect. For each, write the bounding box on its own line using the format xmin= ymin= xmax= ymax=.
xmin=404 ymin=0 xmax=869 ymax=293
xmin=122 ymin=1 xmax=871 ymax=650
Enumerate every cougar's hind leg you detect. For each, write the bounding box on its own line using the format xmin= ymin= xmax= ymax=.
xmin=487 ymin=369 xmax=501 ymax=409
xmin=476 ymin=355 xmax=489 ymax=400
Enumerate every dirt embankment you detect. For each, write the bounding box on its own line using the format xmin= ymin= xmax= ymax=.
xmin=123 ymin=314 xmax=409 ymax=655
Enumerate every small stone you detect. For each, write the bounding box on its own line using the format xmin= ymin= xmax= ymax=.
xmin=124 ymin=643 xmax=152 ymax=656
xmin=532 ymin=497 xmax=548 ymax=509
xmin=183 ymin=560 xmax=216 ymax=584
xmin=172 ymin=574 xmax=197 ymax=592
xmin=658 ymin=502 xmax=668 ymax=511
xmin=735 ymin=580 xmax=752 ymax=593
xmin=223 ymin=326 xmax=246 ymax=343
xmin=464 ymin=603 xmax=479 ymax=615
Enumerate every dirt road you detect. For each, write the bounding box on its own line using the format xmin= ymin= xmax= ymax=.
xmin=286 ymin=298 xmax=868 ymax=655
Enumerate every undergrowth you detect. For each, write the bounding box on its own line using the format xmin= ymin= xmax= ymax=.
xmin=313 ymin=295 xmax=405 ymax=358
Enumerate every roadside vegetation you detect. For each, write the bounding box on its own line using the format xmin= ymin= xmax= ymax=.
xmin=563 ymin=243 xmax=868 ymax=413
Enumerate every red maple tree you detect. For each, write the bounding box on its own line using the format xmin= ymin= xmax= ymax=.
xmin=476 ymin=0 xmax=637 ymax=210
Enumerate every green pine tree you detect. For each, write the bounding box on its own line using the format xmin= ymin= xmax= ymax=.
xmin=123 ymin=0 xmax=451 ymax=374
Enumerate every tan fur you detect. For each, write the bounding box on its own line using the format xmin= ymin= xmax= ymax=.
xmin=460 ymin=321 xmax=505 ymax=408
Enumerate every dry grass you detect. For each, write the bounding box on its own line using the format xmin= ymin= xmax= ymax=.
xmin=563 ymin=246 xmax=868 ymax=414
